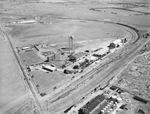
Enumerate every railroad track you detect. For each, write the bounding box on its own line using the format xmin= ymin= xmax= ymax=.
xmin=43 ymin=17 xmax=141 ymax=101
xmin=0 ymin=16 xmax=143 ymax=114
xmin=50 ymin=38 xmax=149 ymax=114
xmin=43 ymin=18 xmax=146 ymax=114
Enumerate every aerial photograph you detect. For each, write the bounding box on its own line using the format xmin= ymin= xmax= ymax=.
xmin=0 ymin=0 xmax=150 ymax=114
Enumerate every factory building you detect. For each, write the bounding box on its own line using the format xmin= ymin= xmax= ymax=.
xmin=112 ymin=39 xmax=123 ymax=48
xmin=79 ymin=59 xmax=90 ymax=69
xmin=78 ymin=94 xmax=106 ymax=114
xmin=63 ymin=37 xmax=128 ymax=75
xmin=110 ymin=85 xmax=118 ymax=91
xmin=86 ymin=55 xmax=98 ymax=62
xmin=92 ymin=97 xmax=119 ymax=114
xmin=93 ymin=47 xmax=109 ymax=58
xmin=108 ymin=38 xmax=126 ymax=50
xmin=113 ymin=39 xmax=122 ymax=45
xmin=78 ymin=94 xmax=120 ymax=114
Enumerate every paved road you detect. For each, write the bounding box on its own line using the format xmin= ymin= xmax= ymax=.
xmin=90 ymin=7 xmax=150 ymax=15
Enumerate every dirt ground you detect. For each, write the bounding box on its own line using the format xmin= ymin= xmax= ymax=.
xmin=0 ymin=34 xmax=27 ymax=109
xmin=10 ymin=19 xmax=128 ymax=47
xmin=0 ymin=0 xmax=150 ymax=113
xmin=30 ymin=70 xmax=67 ymax=93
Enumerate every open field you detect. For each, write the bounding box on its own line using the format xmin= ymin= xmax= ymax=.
xmin=19 ymin=50 xmax=44 ymax=66
xmin=10 ymin=19 xmax=128 ymax=46
xmin=0 ymin=0 xmax=150 ymax=114
xmin=30 ymin=70 xmax=68 ymax=94
xmin=115 ymin=51 xmax=150 ymax=100
xmin=0 ymin=33 xmax=27 ymax=109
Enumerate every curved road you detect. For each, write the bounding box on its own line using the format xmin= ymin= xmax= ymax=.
xmin=40 ymin=18 xmax=145 ymax=114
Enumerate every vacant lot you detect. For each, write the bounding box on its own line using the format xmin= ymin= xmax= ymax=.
xmin=10 ymin=20 xmax=128 ymax=46
xmin=116 ymin=52 xmax=150 ymax=99
xmin=19 ymin=50 xmax=44 ymax=66
xmin=30 ymin=70 xmax=68 ymax=93
xmin=0 ymin=34 xmax=27 ymax=109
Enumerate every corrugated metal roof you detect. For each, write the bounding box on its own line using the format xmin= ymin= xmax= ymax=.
xmin=94 ymin=47 xmax=109 ymax=55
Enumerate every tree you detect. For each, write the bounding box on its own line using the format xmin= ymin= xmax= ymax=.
xmin=53 ymin=86 xmax=57 ymax=90
xmin=31 ymin=75 xmax=34 ymax=78
xmin=36 ymin=84 xmax=40 ymax=94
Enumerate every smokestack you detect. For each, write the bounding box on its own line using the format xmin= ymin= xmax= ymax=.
xmin=68 ymin=36 xmax=70 ymax=55
xmin=70 ymin=36 xmax=73 ymax=50
xmin=68 ymin=36 xmax=73 ymax=55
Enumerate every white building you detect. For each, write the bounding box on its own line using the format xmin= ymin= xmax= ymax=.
xmin=113 ymin=39 xmax=123 ymax=48
xmin=42 ymin=64 xmax=57 ymax=72
xmin=113 ymin=39 xmax=122 ymax=45
xmin=94 ymin=47 xmax=109 ymax=55
xmin=86 ymin=55 xmax=98 ymax=62
xmin=18 ymin=20 xmax=37 ymax=24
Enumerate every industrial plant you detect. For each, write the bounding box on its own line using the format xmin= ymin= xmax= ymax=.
xmin=0 ymin=0 xmax=150 ymax=114
xmin=17 ymin=36 xmax=128 ymax=75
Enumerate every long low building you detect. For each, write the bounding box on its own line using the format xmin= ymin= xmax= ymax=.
xmin=86 ymin=55 xmax=98 ymax=62
xmin=17 ymin=20 xmax=37 ymax=24
xmin=42 ymin=64 xmax=57 ymax=72
xmin=78 ymin=94 xmax=106 ymax=114
xmin=113 ymin=39 xmax=122 ymax=45
xmin=93 ymin=47 xmax=109 ymax=56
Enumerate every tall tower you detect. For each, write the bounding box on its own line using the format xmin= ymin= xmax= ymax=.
xmin=68 ymin=36 xmax=73 ymax=55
